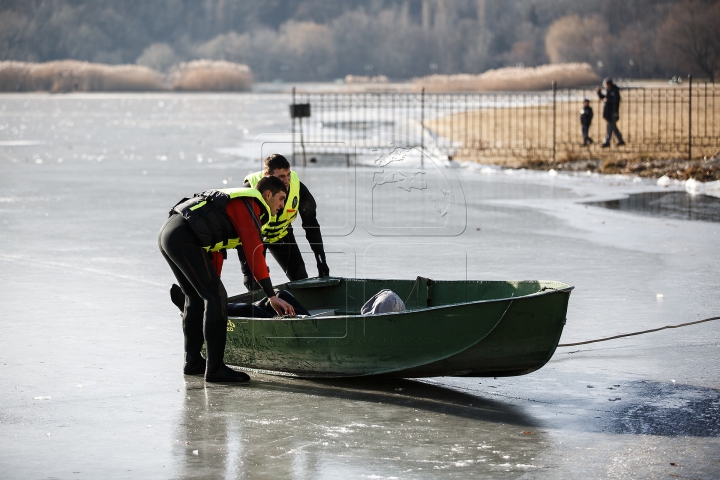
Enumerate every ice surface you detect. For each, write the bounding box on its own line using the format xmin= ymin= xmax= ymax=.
xmin=0 ymin=93 xmax=718 ymax=479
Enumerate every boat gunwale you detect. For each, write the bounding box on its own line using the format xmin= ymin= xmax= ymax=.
xmin=228 ymin=279 xmax=574 ymax=322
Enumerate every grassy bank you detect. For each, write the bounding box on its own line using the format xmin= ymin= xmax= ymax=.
xmin=521 ymin=154 xmax=720 ymax=181
xmin=0 ymin=60 xmax=252 ymax=92
xmin=427 ymin=90 xmax=720 ymax=180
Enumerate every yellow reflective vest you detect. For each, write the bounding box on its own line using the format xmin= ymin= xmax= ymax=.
xmin=244 ymin=170 xmax=300 ymax=243
xmin=172 ymin=187 xmax=270 ymax=252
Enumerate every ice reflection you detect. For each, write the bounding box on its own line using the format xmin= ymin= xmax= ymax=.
xmin=585 ymin=191 xmax=720 ymax=223
xmin=175 ymin=376 xmax=546 ymax=478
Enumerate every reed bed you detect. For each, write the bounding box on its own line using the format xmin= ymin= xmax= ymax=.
xmin=344 ymin=75 xmax=389 ymax=84
xmin=415 ymin=63 xmax=600 ymax=92
xmin=169 ymin=60 xmax=252 ymax=92
xmin=0 ymin=60 xmax=253 ymax=92
xmin=0 ymin=60 xmax=165 ymax=92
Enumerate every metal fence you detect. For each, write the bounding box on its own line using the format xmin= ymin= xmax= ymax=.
xmin=290 ymin=79 xmax=720 ymax=165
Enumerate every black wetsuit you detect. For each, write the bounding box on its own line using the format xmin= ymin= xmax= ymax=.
xmin=159 ymin=214 xmax=230 ymax=379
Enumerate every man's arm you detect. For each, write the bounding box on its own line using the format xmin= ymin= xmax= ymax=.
xmin=226 ymin=200 xmax=275 ymax=298
xmin=298 ymin=182 xmax=329 ymax=277
xmin=236 ymin=247 xmax=261 ymax=292
xmin=226 ymin=199 xmax=295 ymax=315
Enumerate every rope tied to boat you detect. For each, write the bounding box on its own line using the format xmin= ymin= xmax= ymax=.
xmin=404 ymin=276 xmax=422 ymax=305
xmin=558 ymin=315 xmax=720 ymax=348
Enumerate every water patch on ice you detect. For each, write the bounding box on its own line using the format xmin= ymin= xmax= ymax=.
xmin=610 ymin=381 xmax=720 ymax=437
xmin=584 ymin=191 xmax=720 ymax=223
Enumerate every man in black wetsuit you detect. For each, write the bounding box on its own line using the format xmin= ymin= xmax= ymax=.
xmin=159 ymin=176 xmax=294 ymax=383
xmin=240 ymin=154 xmax=329 ymax=291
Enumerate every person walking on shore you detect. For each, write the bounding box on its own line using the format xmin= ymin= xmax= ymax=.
xmin=159 ymin=177 xmax=294 ymax=383
xmin=596 ymin=78 xmax=625 ymax=148
xmin=580 ymin=98 xmax=594 ymax=146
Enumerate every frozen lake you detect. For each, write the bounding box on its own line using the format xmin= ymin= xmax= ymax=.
xmin=1 ymin=93 xmax=719 ymax=479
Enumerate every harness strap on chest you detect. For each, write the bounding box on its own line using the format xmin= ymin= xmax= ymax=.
xmin=242 ymin=198 xmax=263 ymax=235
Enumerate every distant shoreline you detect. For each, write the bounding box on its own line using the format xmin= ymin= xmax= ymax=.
xmin=0 ymin=80 xmax=687 ymax=95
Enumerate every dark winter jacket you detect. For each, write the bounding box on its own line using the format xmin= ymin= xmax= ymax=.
xmin=580 ymin=105 xmax=593 ymax=126
xmin=597 ymin=84 xmax=621 ymax=121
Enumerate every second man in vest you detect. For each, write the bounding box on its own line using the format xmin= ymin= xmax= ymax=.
xmin=241 ymin=154 xmax=330 ymax=290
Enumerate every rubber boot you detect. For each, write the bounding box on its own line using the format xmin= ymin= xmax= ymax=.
xmin=183 ymin=351 xmax=206 ymax=375
xmin=204 ymin=306 xmax=250 ymax=383
xmin=182 ymin=293 xmax=206 ymax=375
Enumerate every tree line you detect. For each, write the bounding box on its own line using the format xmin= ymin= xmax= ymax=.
xmin=1 ymin=0 xmax=718 ymax=82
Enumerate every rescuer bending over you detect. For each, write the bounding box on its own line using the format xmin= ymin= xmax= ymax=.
xmin=158 ymin=176 xmax=294 ymax=383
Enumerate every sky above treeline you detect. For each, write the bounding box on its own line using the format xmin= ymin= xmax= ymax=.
xmin=1 ymin=0 xmax=719 ymax=81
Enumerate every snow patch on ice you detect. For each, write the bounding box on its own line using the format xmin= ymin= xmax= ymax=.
xmin=685 ymin=178 xmax=720 ymax=198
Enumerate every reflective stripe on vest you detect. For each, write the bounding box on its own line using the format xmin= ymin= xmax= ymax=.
xmin=244 ymin=170 xmax=300 ymax=243
xmin=172 ymin=187 xmax=270 ymax=252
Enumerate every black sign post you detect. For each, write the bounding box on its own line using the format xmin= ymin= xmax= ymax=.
xmin=290 ymin=89 xmax=311 ymax=167
xmin=290 ymin=103 xmax=311 ymax=118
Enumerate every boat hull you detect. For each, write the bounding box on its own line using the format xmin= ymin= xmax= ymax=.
xmin=224 ymin=278 xmax=573 ymax=378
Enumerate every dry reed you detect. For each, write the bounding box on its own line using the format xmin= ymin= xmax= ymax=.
xmin=344 ymin=75 xmax=389 ymax=84
xmin=0 ymin=60 xmax=165 ymax=92
xmin=0 ymin=59 xmax=255 ymax=92
xmin=415 ymin=63 xmax=600 ymax=92
xmin=169 ymin=60 xmax=252 ymax=92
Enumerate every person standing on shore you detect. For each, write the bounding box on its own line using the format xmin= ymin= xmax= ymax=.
xmin=596 ymin=78 xmax=625 ymax=148
xmin=159 ymin=177 xmax=294 ymax=383
xmin=580 ymin=98 xmax=594 ymax=146
xmin=240 ymin=154 xmax=329 ymax=291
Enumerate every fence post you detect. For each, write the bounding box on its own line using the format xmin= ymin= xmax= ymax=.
xmin=420 ymin=87 xmax=425 ymax=169
xmin=688 ymin=74 xmax=692 ymax=161
xmin=553 ymin=80 xmax=557 ymax=162
xmin=299 ymin=115 xmax=307 ymax=167
xmin=291 ymin=87 xmax=296 ymax=167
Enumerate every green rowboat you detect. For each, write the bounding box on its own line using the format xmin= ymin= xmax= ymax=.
xmin=225 ymin=277 xmax=573 ymax=378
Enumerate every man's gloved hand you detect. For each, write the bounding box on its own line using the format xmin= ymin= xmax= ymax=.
xmin=315 ymin=252 xmax=330 ymax=278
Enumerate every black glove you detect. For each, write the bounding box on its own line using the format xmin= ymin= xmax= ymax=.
xmin=315 ymin=252 xmax=330 ymax=278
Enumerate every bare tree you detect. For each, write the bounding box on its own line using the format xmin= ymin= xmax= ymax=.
xmin=2 ymin=0 xmax=714 ymax=81
xmin=136 ymin=43 xmax=178 ymax=72
xmin=0 ymin=11 xmax=31 ymax=59
xmin=545 ymin=14 xmax=609 ymax=65
xmin=659 ymin=0 xmax=720 ymax=82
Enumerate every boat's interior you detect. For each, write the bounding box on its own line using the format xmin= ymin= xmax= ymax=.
xmin=228 ymin=277 xmax=571 ymax=317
